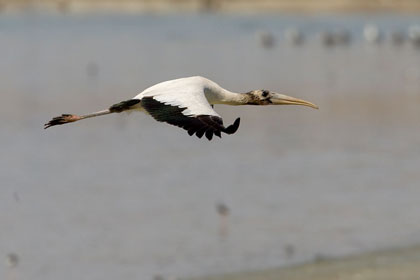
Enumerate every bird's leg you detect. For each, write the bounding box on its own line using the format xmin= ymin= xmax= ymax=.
xmin=44 ymin=110 xmax=111 ymax=129
xmin=44 ymin=99 xmax=141 ymax=129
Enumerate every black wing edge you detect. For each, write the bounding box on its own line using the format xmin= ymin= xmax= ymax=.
xmin=141 ymin=97 xmax=240 ymax=140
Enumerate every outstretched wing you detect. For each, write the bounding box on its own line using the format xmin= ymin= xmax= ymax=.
xmin=140 ymin=95 xmax=240 ymax=140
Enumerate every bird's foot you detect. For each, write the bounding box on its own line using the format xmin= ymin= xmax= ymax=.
xmin=44 ymin=114 xmax=81 ymax=129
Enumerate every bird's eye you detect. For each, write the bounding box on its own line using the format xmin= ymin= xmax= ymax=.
xmin=262 ymin=90 xmax=269 ymax=97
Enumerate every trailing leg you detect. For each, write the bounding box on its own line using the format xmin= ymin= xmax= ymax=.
xmin=44 ymin=99 xmax=141 ymax=129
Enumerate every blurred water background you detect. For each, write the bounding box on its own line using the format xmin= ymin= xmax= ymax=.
xmin=1 ymin=10 xmax=420 ymax=280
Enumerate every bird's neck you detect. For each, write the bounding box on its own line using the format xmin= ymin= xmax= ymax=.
xmin=205 ymin=87 xmax=250 ymax=105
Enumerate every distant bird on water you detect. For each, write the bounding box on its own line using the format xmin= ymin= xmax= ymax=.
xmin=45 ymin=76 xmax=318 ymax=140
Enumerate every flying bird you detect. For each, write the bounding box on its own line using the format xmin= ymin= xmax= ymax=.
xmin=44 ymin=76 xmax=318 ymax=140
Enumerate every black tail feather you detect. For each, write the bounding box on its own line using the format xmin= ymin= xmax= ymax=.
xmin=109 ymin=99 xmax=141 ymax=113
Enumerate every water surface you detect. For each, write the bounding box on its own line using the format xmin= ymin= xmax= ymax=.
xmin=1 ymin=13 xmax=420 ymax=280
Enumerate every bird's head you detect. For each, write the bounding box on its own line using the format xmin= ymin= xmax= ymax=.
xmin=246 ymin=90 xmax=318 ymax=109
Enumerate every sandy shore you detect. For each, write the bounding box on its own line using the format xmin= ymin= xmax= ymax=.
xmin=186 ymin=245 xmax=420 ymax=280
xmin=2 ymin=0 xmax=420 ymax=14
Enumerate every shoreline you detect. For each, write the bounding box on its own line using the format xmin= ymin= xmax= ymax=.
xmin=185 ymin=245 xmax=420 ymax=280
xmin=2 ymin=0 xmax=420 ymax=14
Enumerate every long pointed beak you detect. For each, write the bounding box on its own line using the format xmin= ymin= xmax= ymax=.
xmin=270 ymin=93 xmax=319 ymax=109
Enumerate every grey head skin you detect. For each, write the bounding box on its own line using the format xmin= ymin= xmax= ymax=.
xmin=245 ymin=90 xmax=319 ymax=108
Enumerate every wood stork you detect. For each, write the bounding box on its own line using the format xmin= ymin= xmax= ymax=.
xmin=44 ymin=76 xmax=318 ymax=140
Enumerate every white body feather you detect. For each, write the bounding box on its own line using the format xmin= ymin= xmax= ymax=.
xmin=133 ymin=76 xmax=242 ymax=117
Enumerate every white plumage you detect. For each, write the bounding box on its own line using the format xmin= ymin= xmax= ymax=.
xmin=138 ymin=76 xmax=221 ymax=117
xmin=45 ymin=76 xmax=318 ymax=140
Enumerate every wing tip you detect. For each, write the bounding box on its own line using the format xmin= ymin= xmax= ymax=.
xmin=224 ymin=117 xmax=240 ymax=134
